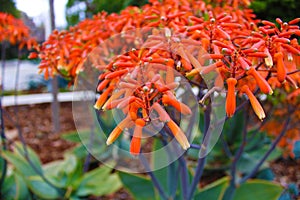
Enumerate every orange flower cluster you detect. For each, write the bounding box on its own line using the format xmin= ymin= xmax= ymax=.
xmin=94 ymin=49 xmax=192 ymax=154
xmin=0 ymin=12 xmax=36 ymax=50
xmin=33 ymin=0 xmax=300 ymax=154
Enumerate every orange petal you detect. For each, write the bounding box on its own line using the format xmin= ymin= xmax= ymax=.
xmin=130 ymin=119 xmax=145 ymax=155
xmin=226 ymin=78 xmax=237 ymax=117
xmin=167 ymin=120 xmax=190 ymax=150
xmin=241 ymin=85 xmax=266 ymax=120
xmin=94 ymin=86 xmax=114 ymax=110
xmin=162 ymin=94 xmax=192 ymax=115
xmin=152 ymin=102 xmax=171 ymax=122
xmin=106 ymin=116 xmax=133 ymax=145
xmin=274 ymin=52 xmax=286 ymax=82
xmin=247 ymin=67 xmax=273 ymax=95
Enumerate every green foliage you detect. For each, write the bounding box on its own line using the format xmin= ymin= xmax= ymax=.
xmin=0 ymin=0 xmax=20 ymax=18
xmin=1 ymin=142 xmax=122 ymax=199
xmin=119 ymin=172 xmax=156 ymax=200
xmin=251 ymin=0 xmax=300 ymax=22
xmin=194 ymin=177 xmax=229 ymax=199
xmin=233 ymin=180 xmax=283 ymax=200
xmin=194 ymin=177 xmax=283 ymax=200
xmin=66 ymin=0 xmax=148 ymax=26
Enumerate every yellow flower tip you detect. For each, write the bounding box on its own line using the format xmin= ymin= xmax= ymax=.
xmin=106 ymin=126 xmax=123 ymax=146
xmin=167 ymin=120 xmax=190 ymax=150
xmin=106 ymin=139 xmax=113 ymax=146
xmin=94 ymin=104 xmax=101 ymax=110
xmin=241 ymin=85 xmax=266 ymax=121
xmin=182 ymin=141 xmax=190 ymax=150
xmin=269 ymin=89 xmax=273 ymax=95
xmin=259 ymin=113 xmax=266 ymax=121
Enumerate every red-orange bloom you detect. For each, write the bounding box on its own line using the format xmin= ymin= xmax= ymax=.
xmin=226 ymin=78 xmax=237 ymax=118
xmin=162 ymin=94 xmax=192 ymax=115
xmin=241 ymin=85 xmax=266 ymax=120
xmin=106 ymin=116 xmax=134 ymax=145
xmin=167 ymin=120 xmax=190 ymax=150
xmin=152 ymin=102 xmax=171 ymax=122
xmin=94 ymin=85 xmax=114 ymax=110
xmin=130 ymin=119 xmax=146 ymax=155
xmin=274 ymin=52 xmax=286 ymax=83
xmin=247 ymin=67 xmax=273 ymax=95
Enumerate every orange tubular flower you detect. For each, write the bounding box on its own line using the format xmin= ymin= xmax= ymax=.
xmin=274 ymin=52 xmax=286 ymax=83
xmin=152 ymin=102 xmax=171 ymax=122
xmin=247 ymin=67 xmax=273 ymax=95
xmin=106 ymin=116 xmax=134 ymax=145
xmin=94 ymin=86 xmax=114 ymax=110
xmin=162 ymin=94 xmax=192 ymax=115
xmin=130 ymin=119 xmax=146 ymax=155
xmin=226 ymin=78 xmax=237 ymax=118
xmin=167 ymin=120 xmax=190 ymax=150
xmin=241 ymin=85 xmax=266 ymax=120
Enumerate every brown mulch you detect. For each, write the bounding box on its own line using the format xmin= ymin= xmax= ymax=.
xmin=2 ymin=102 xmax=300 ymax=198
xmin=271 ymin=158 xmax=300 ymax=190
xmin=3 ymin=102 xmax=76 ymax=163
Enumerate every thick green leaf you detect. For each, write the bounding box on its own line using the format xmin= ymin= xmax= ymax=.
xmin=2 ymin=173 xmax=16 ymax=200
xmin=75 ymin=165 xmax=121 ymax=196
xmin=61 ymin=130 xmax=91 ymax=143
xmin=14 ymin=142 xmax=42 ymax=173
xmin=233 ymin=180 xmax=283 ymax=200
xmin=43 ymin=154 xmax=82 ymax=189
xmin=194 ymin=177 xmax=229 ymax=200
xmin=14 ymin=172 xmax=31 ymax=200
xmin=76 ymin=173 xmax=121 ymax=197
xmin=2 ymin=151 xmax=38 ymax=177
xmin=26 ymin=176 xmax=61 ymax=200
xmin=119 ymin=172 xmax=156 ymax=200
xmin=65 ymin=144 xmax=89 ymax=159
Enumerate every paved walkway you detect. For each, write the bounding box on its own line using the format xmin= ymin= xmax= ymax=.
xmin=2 ymin=91 xmax=94 ymax=107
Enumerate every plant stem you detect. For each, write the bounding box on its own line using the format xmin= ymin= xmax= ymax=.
xmin=83 ymin=124 xmax=95 ymax=173
xmin=179 ymin=154 xmax=189 ymax=199
xmin=49 ymin=0 xmax=60 ymax=133
xmin=139 ymin=154 xmax=168 ymax=200
xmin=231 ymin=110 xmax=248 ymax=183
xmin=220 ymin=134 xmax=233 ymax=158
xmin=187 ymin=105 xmax=211 ymax=200
xmin=223 ymin=110 xmax=248 ymax=200
xmin=240 ymin=114 xmax=291 ymax=184
xmin=161 ymin=135 xmax=178 ymax=198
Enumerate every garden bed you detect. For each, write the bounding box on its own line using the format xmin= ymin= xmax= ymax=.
xmin=3 ymin=102 xmax=300 ymax=194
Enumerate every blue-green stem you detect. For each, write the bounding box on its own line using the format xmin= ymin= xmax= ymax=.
xmin=139 ymin=154 xmax=168 ymax=200
xmin=187 ymin=105 xmax=211 ymax=200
